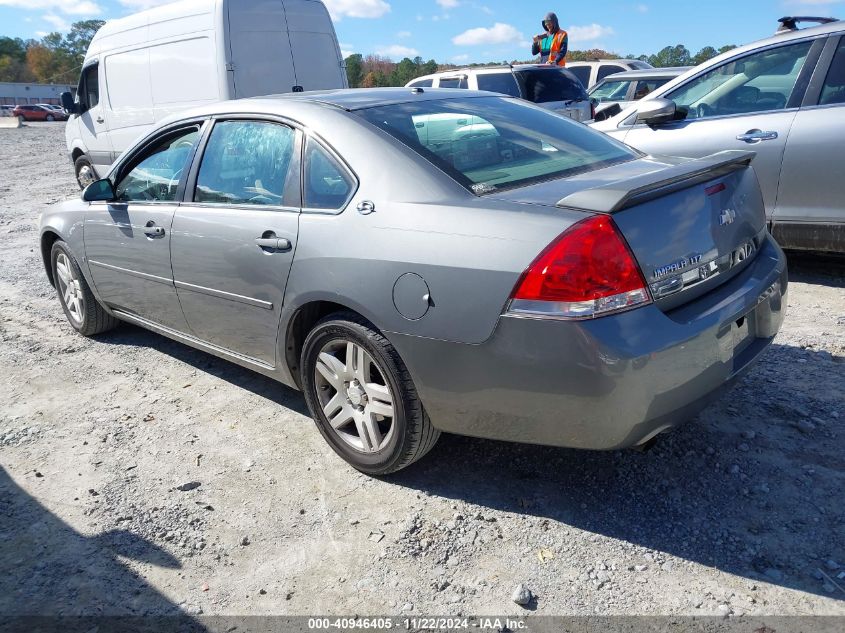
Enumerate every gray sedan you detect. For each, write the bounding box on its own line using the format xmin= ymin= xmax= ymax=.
xmin=591 ymin=18 xmax=845 ymax=253
xmin=40 ymin=89 xmax=787 ymax=474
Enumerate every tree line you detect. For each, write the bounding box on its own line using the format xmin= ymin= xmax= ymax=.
xmin=344 ymin=44 xmax=738 ymax=88
xmin=0 ymin=20 xmax=104 ymax=85
xmin=1 ymin=18 xmax=735 ymax=88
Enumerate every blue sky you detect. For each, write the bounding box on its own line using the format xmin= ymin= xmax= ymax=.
xmin=0 ymin=0 xmax=841 ymax=62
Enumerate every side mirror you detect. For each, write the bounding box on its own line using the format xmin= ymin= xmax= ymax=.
xmin=82 ymin=178 xmax=115 ymax=202
xmin=635 ymin=98 xmax=677 ymax=126
xmin=60 ymin=91 xmax=77 ymax=114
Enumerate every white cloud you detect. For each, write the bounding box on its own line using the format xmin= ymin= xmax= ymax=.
xmin=567 ymin=23 xmax=616 ymax=43
xmin=635 ymin=3 xmax=649 ymax=12
xmin=340 ymin=43 xmax=354 ymax=58
xmin=396 ymin=30 xmax=412 ymax=38
xmin=376 ymin=44 xmax=420 ymax=59
xmin=437 ymin=0 xmax=460 ymax=7
xmin=452 ymin=22 xmax=523 ymax=46
xmin=451 ymin=53 xmax=469 ymax=62
xmin=323 ymin=0 xmax=391 ymax=20
xmin=43 ymin=13 xmax=71 ymax=32
xmin=0 ymin=1 xmax=102 ymax=15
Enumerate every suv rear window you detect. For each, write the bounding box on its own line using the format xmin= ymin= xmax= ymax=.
xmin=514 ymin=68 xmax=588 ymax=103
xmin=355 ymin=96 xmax=635 ymax=194
xmin=567 ymin=66 xmax=591 ymax=87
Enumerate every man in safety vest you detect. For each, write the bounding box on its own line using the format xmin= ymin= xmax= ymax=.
xmin=541 ymin=12 xmax=568 ymax=67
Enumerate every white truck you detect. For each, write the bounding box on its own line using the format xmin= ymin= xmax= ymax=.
xmin=62 ymin=0 xmax=346 ymax=188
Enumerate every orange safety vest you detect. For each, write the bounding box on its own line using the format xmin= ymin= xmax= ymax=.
xmin=548 ymin=30 xmax=568 ymax=66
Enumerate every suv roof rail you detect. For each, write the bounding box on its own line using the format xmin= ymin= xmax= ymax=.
xmin=776 ymin=16 xmax=838 ymax=33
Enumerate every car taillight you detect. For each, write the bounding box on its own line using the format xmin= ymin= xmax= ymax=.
xmin=507 ymin=215 xmax=651 ymax=319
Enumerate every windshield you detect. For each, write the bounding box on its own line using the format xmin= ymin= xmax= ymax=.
xmin=589 ymin=80 xmax=632 ymax=102
xmin=514 ymin=68 xmax=588 ymax=103
xmin=355 ymin=97 xmax=637 ymax=194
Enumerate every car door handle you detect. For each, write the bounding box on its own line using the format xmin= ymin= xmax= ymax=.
xmin=255 ymin=235 xmax=292 ymax=251
xmin=96 ymin=116 xmax=104 ymax=124
xmin=736 ymin=130 xmax=778 ymax=143
xmin=143 ymin=223 xmax=165 ymax=237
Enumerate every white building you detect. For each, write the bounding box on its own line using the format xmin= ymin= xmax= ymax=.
xmin=0 ymin=82 xmax=75 ymax=106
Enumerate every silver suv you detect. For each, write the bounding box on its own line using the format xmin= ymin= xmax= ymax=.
xmin=407 ymin=65 xmax=593 ymax=122
xmin=592 ymin=17 xmax=845 ymax=253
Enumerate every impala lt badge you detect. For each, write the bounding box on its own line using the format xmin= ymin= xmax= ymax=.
xmin=720 ymin=208 xmax=737 ymax=226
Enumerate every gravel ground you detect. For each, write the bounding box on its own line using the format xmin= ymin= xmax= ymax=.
xmin=1 ymin=123 xmax=843 ymax=618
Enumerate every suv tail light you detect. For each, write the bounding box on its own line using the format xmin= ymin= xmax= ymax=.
xmin=507 ymin=215 xmax=651 ymax=319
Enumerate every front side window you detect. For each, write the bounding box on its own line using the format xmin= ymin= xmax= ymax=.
xmin=667 ymin=40 xmax=813 ymax=119
xmin=303 ymin=138 xmax=355 ymax=210
xmin=408 ymin=78 xmax=433 ymax=88
xmin=81 ymin=64 xmax=99 ymax=110
xmin=115 ymin=127 xmax=199 ymax=202
xmin=476 ymin=73 xmax=521 ymax=97
xmin=589 ymin=80 xmax=632 ymax=102
xmin=195 ymin=121 xmax=297 ymax=206
xmin=356 ymin=96 xmax=637 ymax=194
xmin=819 ymin=39 xmax=845 ymax=106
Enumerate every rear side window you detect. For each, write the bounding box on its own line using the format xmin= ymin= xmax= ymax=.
xmin=567 ymin=65 xmax=591 ymax=87
xmin=515 ymin=68 xmax=588 ymax=103
xmin=633 ymin=79 xmax=669 ymax=99
xmin=303 ymin=138 xmax=355 ymax=210
xmin=597 ymin=65 xmax=625 ymax=82
xmin=819 ymin=39 xmax=845 ymax=106
xmin=195 ymin=121 xmax=298 ymax=207
xmin=408 ymin=78 xmax=433 ymax=88
xmin=476 ymin=73 xmax=521 ymax=97
xmin=81 ymin=64 xmax=99 ymax=110
xmin=438 ymin=77 xmax=468 ymax=89
xmin=356 ymin=96 xmax=636 ymax=194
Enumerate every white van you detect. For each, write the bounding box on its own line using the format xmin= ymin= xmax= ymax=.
xmin=63 ymin=0 xmax=346 ymax=188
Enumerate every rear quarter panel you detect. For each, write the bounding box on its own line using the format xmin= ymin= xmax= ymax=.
xmin=283 ymin=107 xmax=584 ymax=345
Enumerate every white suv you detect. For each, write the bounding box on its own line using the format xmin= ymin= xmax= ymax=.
xmin=406 ymin=65 xmax=594 ymax=122
xmin=565 ymin=59 xmax=653 ymax=89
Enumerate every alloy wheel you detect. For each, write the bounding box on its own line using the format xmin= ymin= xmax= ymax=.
xmin=314 ymin=339 xmax=395 ymax=453
xmin=56 ymin=252 xmax=85 ymax=325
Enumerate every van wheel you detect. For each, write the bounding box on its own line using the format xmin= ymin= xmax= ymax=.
xmin=74 ymin=155 xmax=96 ymax=189
xmin=301 ymin=312 xmax=440 ymax=475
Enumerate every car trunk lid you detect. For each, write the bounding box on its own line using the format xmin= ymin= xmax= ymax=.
xmin=488 ymin=151 xmax=767 ymax=310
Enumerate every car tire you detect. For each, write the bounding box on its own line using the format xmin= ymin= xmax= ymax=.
xmin=51 ymin=240 xmax=119 ymax=337
xmin=301 ymin=312 xmax=440 ymax=475
xmin=46 ymin=114 xmax=54 ymax=121
xmin=74 ymin=155 xmax=96 ymax=189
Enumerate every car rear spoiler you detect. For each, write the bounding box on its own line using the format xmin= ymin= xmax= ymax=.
xmin=556 ymin=150 xmax=756 ymax=213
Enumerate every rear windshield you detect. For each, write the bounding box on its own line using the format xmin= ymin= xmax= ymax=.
xmin=514 ymin=68 xmax=588 ymax=103
xmin=355 ymin=96 xmax=636 ymax=194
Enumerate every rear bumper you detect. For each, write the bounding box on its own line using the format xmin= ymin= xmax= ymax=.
xmin=389 ymin=234 xmax=787 ymax=449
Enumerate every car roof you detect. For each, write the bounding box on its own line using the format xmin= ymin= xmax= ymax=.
xmin=170 ymin=88 xmax=509 ymax=121
xmin=600 ymin=67 xmax=692 ymax=81
xmin=567 ymin=59 xmax=644 ymax=66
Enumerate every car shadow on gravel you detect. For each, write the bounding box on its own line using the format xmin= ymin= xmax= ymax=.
xmin=96 ymin=324 xmax=309 ymax=416
xmin=0 ymin=467 xmax=208 ymax=629
xmin=786 ymin=251 xmax=845 ymax=287
xmin=391 ymin=342 xmax=844 ymax=602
